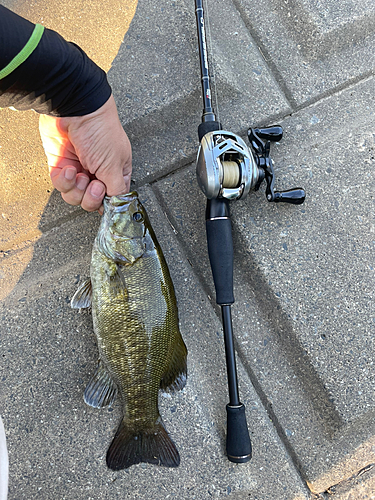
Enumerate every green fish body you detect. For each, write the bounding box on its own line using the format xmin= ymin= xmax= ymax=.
xmin=71 ymin=192 xmax=187 ymax=470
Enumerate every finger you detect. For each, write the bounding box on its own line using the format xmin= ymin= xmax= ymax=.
xmin=104 ymin=175 xmax=128 ymax=197
xmin=50 ymin=165 xmax=79 ymax=193
xmin=60 ymin=173 xmax=91 ymax=206
xmin=123 ymin=170 xmax=132 ymax=194
xmin=102 ymin=167 xmax=132 ymax=197
xmin=102 ymin=153 xmax=132 ymax=197
xmin=79 ymin=180 xmax=106 ymax=212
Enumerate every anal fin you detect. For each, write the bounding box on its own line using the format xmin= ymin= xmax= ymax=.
xmin=84 ymin=361 xmax=118 ymax=408
xmin=160 ymin=334 xmax=187 ymax=393
xmin=71 ymin=278 xmax=92 ymax=309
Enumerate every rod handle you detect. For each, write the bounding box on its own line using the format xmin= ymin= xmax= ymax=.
xmin=206 ymin=215 xmax=234 ymax=305
xmin=226 ymin=404 xmax=252 ymax=463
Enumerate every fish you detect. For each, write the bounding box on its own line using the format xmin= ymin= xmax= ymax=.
xmin=71 ymin=192 xmax=187 ymax=470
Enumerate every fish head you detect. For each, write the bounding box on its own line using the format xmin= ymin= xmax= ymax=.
xmin=97 ymin=192 xmax=150 ymax=265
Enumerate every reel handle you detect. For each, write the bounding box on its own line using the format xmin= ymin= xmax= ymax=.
xmin=249 ymin=126 xmax=306 ymax=206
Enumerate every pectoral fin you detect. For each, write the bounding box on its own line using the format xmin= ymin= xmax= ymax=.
xmin=160 ymin=334 xmax=187 ymax=393
xmin=70 ymin=278 xmax=92 ymax=309
xmin=84 ymin=361 xmax=118 ymax=408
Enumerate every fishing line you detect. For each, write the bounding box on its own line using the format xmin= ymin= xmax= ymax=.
xmin=203 ymin=0 xmax=220 ymax=123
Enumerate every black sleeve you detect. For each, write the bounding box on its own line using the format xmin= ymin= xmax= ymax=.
xmin=0 ymin=5 xmax=112 ymax=117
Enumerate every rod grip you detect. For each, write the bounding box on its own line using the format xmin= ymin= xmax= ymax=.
xmin=226 ymin=404 xmax=252 ymax=463
xmin=206 ymin=217 xmax=234 ymax=305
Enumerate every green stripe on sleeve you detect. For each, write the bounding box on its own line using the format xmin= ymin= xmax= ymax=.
xmin=0 ymin=23 xmax=45 ymax=81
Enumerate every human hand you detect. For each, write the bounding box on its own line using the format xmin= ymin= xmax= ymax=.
xmin=39 ymin=95 xmax=132 ymax=212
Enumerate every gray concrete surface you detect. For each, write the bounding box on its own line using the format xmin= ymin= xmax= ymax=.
xmin=1 ymin=0 xmax=375 ymax=498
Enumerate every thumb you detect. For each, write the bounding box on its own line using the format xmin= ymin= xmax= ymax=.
xmin=99 ymin=163 xmax=132 ymax=197
xmin=104 ymin=176 xmax=129 ymax=197
xmin=94 ymin=136 xmax=132 ymax=197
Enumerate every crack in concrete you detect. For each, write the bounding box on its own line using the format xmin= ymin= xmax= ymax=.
xmin=231 ymin=0 xmax=299 ymax=111
xmin=323 ymin=463 xmax=375 ymax=496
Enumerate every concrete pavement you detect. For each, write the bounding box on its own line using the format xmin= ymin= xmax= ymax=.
xmin=1 ymin=0 xmax=375 ymax=498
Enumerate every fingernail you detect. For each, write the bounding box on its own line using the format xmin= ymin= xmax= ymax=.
xmin=65 ymin=167 xmax=76 ymax=181
xmin=76 ymin=176 xmax=89 ymax=190
xmin=90 ymin=183 xmax=105 ymax=199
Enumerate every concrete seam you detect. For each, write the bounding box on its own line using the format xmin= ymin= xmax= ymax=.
xmin=230 ymin=0 xmax=298 ymax=111
xmin=321 ymin=463 xmax=375 ymax=498
xmin=235 ymin=339 xmax=312 ymax=488
xmin=132 ymin=158 xmax=195 ymax=192
xmin=229 ymin=0 xmax=375 ymax=117
xmin=0 ymin=208 xmax=85 ymax=258
xmin=149 ymin=170 xmax=352 ymax=443
xmin=293 ymin=71 xmax=375 ymax=112
xmin=150 ymin=181 xmax=219 ymax=311
xmin=232 ymin=229 xmax=344 ymax=437
xmin=37 ymin=208 xmax=83 ymax=235
xmin=133 ymin=72 xmax=374 ymax=192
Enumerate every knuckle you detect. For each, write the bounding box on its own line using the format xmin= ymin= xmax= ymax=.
xmin=61 ymin=190 xmax=83 ymax=206
xmin=80 ymin=192 xmax=102 ymax=213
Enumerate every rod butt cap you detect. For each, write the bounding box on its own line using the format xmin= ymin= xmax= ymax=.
xmin=226 ymin=403 xmax=252 ymax=463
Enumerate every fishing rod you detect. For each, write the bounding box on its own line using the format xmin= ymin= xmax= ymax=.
xmin=194 ymin=0 xmax=305 ymax=463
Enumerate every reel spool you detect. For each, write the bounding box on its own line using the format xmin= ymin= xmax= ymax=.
xmin=196 ymin=130 xmax=259 ymax=200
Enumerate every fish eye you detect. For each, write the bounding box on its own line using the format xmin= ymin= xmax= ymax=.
xmin=133 ymin=212 xmax=144 ymax=222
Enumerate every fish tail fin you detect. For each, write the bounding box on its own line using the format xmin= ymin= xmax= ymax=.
xmin=106 ymin=417 xmax=180 ymax=470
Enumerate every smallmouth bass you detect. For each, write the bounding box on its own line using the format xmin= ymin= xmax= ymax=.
xmin=71 ymin=192 xmax=187 ymax=470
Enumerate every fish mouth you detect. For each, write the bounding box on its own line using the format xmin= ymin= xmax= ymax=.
xmin=104 ymin=192 xmax=139 ymax=212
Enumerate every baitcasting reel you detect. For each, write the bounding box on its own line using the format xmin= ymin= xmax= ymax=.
xmin=196 ymin=125 xmax=305 ymax=205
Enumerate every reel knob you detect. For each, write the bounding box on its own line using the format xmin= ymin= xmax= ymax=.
xmin=270 ymin=188 xmax=306 ymax=205
xmin=251 ymin=125 xmax=283 ymax=142
xmin=248 ymin=126 xmax=283 ymax=155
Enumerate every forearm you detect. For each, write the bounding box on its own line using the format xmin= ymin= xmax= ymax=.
xmin=0 ymin=5 xmax=111 ymax=116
